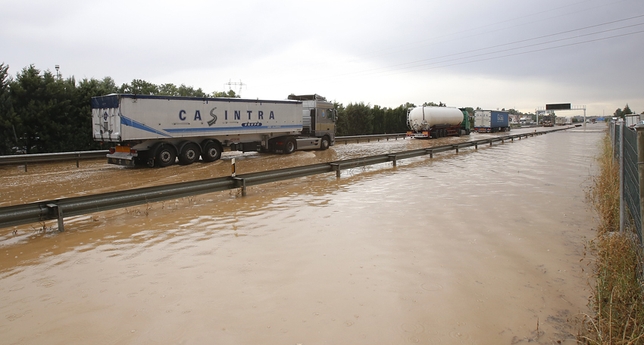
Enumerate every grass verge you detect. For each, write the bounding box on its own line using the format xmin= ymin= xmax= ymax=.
xmin=582 ymin=132 xmax=644 ymax=344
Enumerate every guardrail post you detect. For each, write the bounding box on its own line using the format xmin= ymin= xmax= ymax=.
xmin=425 ymin=149 xmax=434 ymax=158
xmin=388 ymin=155 xmax=397 ymax=167
xmin=489 ymin=139 xmax=493 ymax=147
xmin=453 ymin=145 xmax=459 ymax=154
xmin=331 ymin=163 xmax=341 ymax=177
xmin=76 ymin=153 xmax=80 ymax=168
xmin=233 ymin=177 xmax=246 ymax=196
xmin=46 ymin=203 xmax=64 ymax=232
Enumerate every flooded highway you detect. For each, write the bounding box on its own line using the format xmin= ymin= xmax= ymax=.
xmin=0 ymin=127 xmax=557 ymax=207
xmin=1 ymin=124 xmax=602 ymax=344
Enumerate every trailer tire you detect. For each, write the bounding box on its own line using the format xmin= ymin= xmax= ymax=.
xmin=284 ymin=138 xmax=296 ymax=154
xmin=178 ymin=142 xmax=200 ymax=165
xmin=155 ymin=144 xmax=176 ymax=167
xmin=201 ymin=140 xmax=222 ymax=162
xmin=320 ymin=136 xmax=330 ymax=150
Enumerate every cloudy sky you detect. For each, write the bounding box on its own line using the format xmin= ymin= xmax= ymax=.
xmin=2 ymin=0 xmax=643 ymax=116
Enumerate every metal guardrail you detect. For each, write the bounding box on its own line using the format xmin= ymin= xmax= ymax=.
xmin=0 ymin=127 xmax=571 ymax=232
xmin=0 ymin=150 xmax=109 ymax=169
xmin=334 ymin=133 xmax=408 ymax=143
xmin=0 ymin=134 xmax=408 ymax=168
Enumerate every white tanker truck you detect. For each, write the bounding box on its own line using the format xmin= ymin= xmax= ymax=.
xmin=406 ymin=106 xmax=471 ymax=138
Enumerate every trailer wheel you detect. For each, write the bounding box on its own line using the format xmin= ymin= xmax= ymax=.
xmin=320 ymin=136 xmax=330 ymax=150
xmin=178 ymin=142 xmax=200 ymax=165
xmin=201 ymin=140 xmax=222 ymax=162
xmin=284 ymin=138 xmax=296 ymax=154
xmin=155 ymin=145 xmax=176 ymax=167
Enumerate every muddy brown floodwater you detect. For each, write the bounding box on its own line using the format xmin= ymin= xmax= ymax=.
xmin=1 ymin=125 xmax=603 ymax=344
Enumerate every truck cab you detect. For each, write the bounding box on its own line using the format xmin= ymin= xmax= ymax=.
xmin=288 ymin=94 xmax=336 ymax=149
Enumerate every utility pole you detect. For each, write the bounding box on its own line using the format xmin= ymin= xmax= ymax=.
xmin=224 ymin=79 xmax=245 ymax=97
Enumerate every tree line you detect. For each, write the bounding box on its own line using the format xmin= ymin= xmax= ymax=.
xmin=0 ymin=63 xmax=540 ymax=155
xmin=613 ymin=104 xmax=636 ymax=118
xmin=0 ymin=64 xmax=245 ymax=154
xmin=0 ymin=63 xmax=417 ymax=155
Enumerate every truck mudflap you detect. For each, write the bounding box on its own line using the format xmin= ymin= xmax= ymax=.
xmin=107 ymin=156 xmax=136 ymax=167
xmin=107 ymin=147 xmax=137 ymax=167
xmin=407 ymin=131 xmax=429 ymax=138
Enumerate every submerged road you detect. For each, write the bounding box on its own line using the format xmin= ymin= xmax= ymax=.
xmin=0 ymin=124 xmax=604 ymax=344
xmin=0 ymin=128 xmax=567 ymax=231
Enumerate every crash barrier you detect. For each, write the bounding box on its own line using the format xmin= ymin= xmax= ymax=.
xmin=0 ymin=134 xmax=408 ymax=169
xmin=0 ymin=127 xmax=571 ymax=232
xmin=334 ymin=133 xmax=407 ymax=144
xmin=0 ymin=150 xmax=108 ymax=171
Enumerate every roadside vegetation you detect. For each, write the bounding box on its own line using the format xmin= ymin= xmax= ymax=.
xmin=582 ymin=132 xmax=644 ymax=344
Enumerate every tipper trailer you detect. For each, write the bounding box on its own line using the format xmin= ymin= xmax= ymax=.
xmin=92 ymin=94 xmax=336 ymax=167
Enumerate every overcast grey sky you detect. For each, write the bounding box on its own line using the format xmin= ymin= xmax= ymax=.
xmin=2 ymin=0 xmax=643 ymax=116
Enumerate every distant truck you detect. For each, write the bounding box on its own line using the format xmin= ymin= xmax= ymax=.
xmin=625 ymin=114 xmax=644 ymax=127
xmin=91 ymin=94 xmax=336 ymax=167
xmin=406 ymin=106 xmax=470 ymax=138
xmin=473 ymin=110 xmax=510 ymax=133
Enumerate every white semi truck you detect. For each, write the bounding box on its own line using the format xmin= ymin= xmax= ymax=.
xmin=91 ymin=94 xmax=336 ymax=167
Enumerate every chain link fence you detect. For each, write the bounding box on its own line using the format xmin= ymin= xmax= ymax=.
xmin=611 ymin=121 xmax=643 ymax=243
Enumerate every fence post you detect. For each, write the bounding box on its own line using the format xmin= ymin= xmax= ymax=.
xmin=620 ymin=121 xmax=625 ymax=232
xmin=635 ymin=124 xmax=644 ymax=242
xmin=636 ymin=124 xmax=644 ymax=241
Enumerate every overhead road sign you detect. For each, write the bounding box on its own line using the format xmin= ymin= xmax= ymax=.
xmin=546 ymin=103 xmax=572 ymax=110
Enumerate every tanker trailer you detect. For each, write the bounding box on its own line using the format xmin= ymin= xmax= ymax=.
xmin=406 ymin=106 xmax=470 ymax=139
